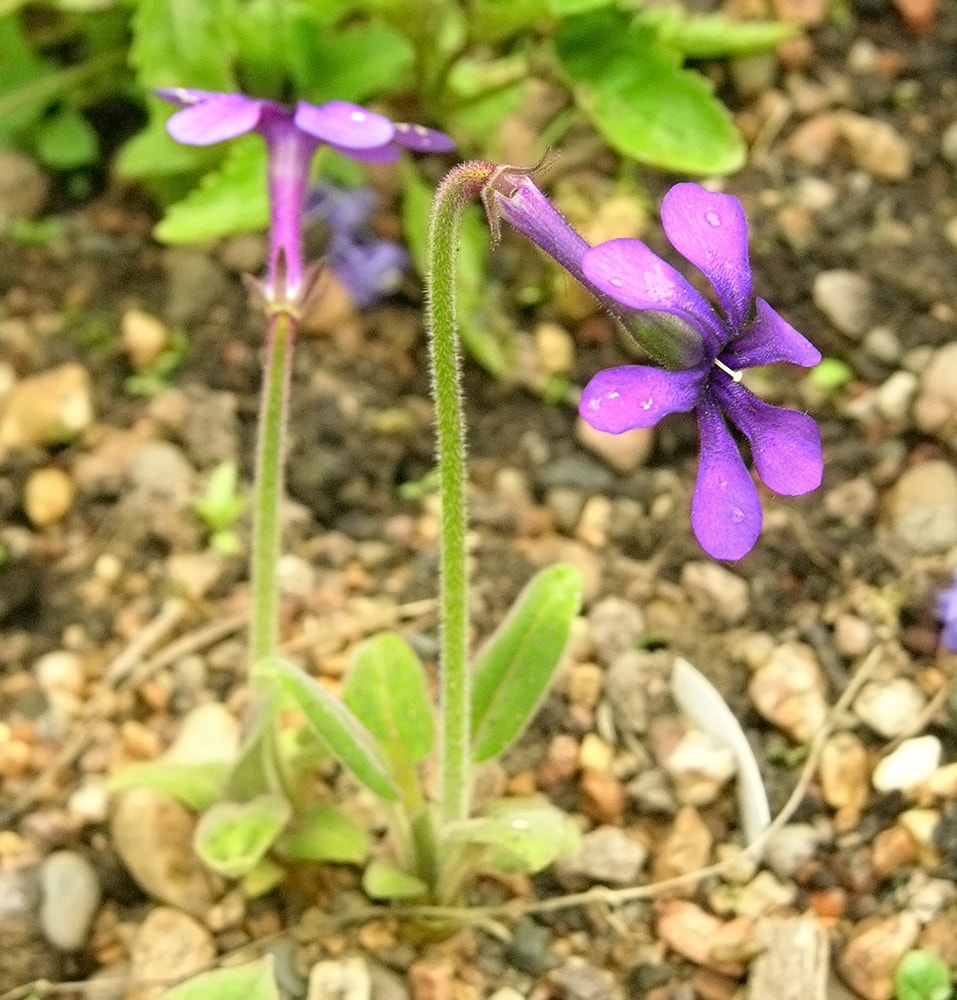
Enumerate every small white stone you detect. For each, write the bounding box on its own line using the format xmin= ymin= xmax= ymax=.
xmin=661 ymin=729 xmax=736 ymax=807
xmin=872 ymin=736 xmax=941 ymax=793
xmin=307 ymin=957 xmax=371 ymax=1000
xmin=813 ymin=269 xmax=872 ymax=338
xmin=680 ymin=561 xmax=749 ymax=624
xmin=854 ymin=679 xmax=928 ymax=738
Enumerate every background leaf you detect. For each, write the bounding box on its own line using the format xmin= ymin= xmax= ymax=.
xmin=471 ymin=563 xmax=582 ymax=762
xmin=108 ymin=760 xmax=228 ymax=812
xmin=362 ymin=858 xmax=428 ymax=900
xmin=553 ymin=10 xmax=745 ymax=174
xmin=639 ymin=7 xmax=800 ymax=59
xmin=342 ymin=633 xmax=435 ymax=787
xmin=255 ymin=657 xmax=400 ymax=801
xmin=193 ymin=794 xmax=292 ymax=878
xmin=277 ymin=803 xmax=369 ymax=863
xmin=159 ymin=955 xmax=280 ymax=1000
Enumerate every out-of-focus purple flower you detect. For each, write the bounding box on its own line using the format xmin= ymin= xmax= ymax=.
xmin=937 ymin=572 xmax=957 ymax=651
xmin=306 ymin=179 xmax=410 ymax=307
xmin=578 ymin=183 xmax=823 ymax=560
xmin=156 ymin=88 xmax=452 ymax=307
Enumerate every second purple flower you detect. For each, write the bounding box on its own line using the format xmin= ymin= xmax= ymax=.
xmin=579 ymin=183 xmax=823 ymax=560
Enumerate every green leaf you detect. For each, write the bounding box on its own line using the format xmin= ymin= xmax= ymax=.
xmin=254 ymin=656 xmax=400 ymax=801
xmin=0 ymin=17 xmax=54 ymax=137
xmin=195 ymin=460 xmax=245 ymax=532
xmin=444 ymin=799 xmax=580 ymax=874
xmin=129 ymin=0 xmax=237 ymax=88
xmin=553 ymin=10 xmax=745 ymax=175
xmin=362 ymin=858 xmax=429 ymax=900
xmin=35 ymin=107 xmax=99 ymax=169
xmin=159 ymin=955 xmax=280 ymax=1000
xmin=894 ymin=951 xmax=953 ymax=1000
xmin=277 ymin=803 xmax=369 ymax=864
xmin=468 ymin=0 xmax=550 ymax=43
xmin=155 ymin=136 xmax=268 ymax=244
xmin=546 ymin=0 xmax=615 ymax=13
xmin=108 ymin=760 xmax=229 ymax=812
xmin=342 ymin=633 xmax=434 ymax=769
xmin=289 ymin=19 xmax=413 ymax=103
xmin=471 ymin=564 xmax=582 ymax=762
xmin=115 ymin=99 xmax=221 ymax=183
xmin=193 ymin=794 xmax=292 ymax=878
xmin=639 ymin=7 xmax=800 ymax=59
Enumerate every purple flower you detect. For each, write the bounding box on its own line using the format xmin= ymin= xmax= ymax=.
xmin=937 ymin=573 xmax=957 ymax=652
xmin=157 ymin=88 xmax=452 ymax=307
xmin=578 ymin=183 xmax=823 ymax=560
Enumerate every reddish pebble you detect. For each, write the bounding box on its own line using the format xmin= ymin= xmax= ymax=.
xmin=807 ymin=886 xmax=847 ymax=922
xmin=580 ymin=768 xmax=626 ymax=824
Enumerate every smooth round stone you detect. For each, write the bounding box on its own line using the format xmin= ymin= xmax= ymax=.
xmin=39 ymin=850 xmax=101 ymax=951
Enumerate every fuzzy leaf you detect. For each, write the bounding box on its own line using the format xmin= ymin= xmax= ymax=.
xmin=193 ymin=794 xmax=291 ymax=878
xmin=444 ymin=799 xmax=580 ymax=873
xmin=154 ymin=135 xmax=268 ymax=244
xmin=277 ymin=803 xmax=369 ymax=864
xmin=0 ymin=17 xmax=54 ymax=137
xmin=159 ymin=955 xmax=280 ymax=1000
xmin=108 ymin=760 xmax=228 ymax=812
xmin=362 ymin=859 xmax=429 ymax=900
xmin=640 ymin=7 xmax=800 ymax=59
xmin=342 ymin=633 xmax=434 ymax=768
xmin=894 ymin=951 xmax=953 ymax=1000
xmin=471 ymin=564 xmax=582 ymax=762
xmin=255 ymin=656 xmax=400 ymax=801
xmin=35 ymin=107 xmax=99 ymax=168
xmin=554 ymin=10 xmax=745 ymax=175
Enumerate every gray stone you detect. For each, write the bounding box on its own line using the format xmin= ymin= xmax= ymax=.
xmin=39 ymin=850 xmax=100 ymax=951
xmin=163 ymin=248 xmax=229 ymax=326
xmin=812 ymin=269 xmax=872 ymax=338
xmin=552 ymin=961 xmax=614 ymax=1000
xmin=564 ymin=825 xmax=647 ymax=885
xmin=128 ymin=907 xmax=216 ymax=1000
xmin=605 ymin=650 xmax=670 ymax=736
xmin=885 ymin=460 xmax=957 ymax=554
xmin=854 ymin=679 xmax=928 ymax=739
xmin=680 ymin=561 xmax=749 ymax=624
xmin=764 ymin=824 xmax=822 ymax=880
xmin=0 ymin=149 xmax=49 ymax=221
xmin=587 ymin=596 xmax=645 ymax=665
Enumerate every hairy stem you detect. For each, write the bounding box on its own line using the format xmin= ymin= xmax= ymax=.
xmin=425 ymin=161 xmax=496 ymax=827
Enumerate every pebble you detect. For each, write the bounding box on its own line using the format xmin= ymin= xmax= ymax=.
xmin=574 ymin=417 xmax=653 ymax=474
xmin=837 ymin=913 xmax=919 ymax=1000
xmin=534 ymin=322 xmax=575 ymax=375
xmin=566 ymin=662 xmax=604 ymax=710
xmin=874 ymin=371 xmax=918 ymax=424
xmin=0 ymin=149 xmax=49 ymax=220
xmin=111 ymin=789 xmax=218 ymax=915
xmin=587 ymin=596 xmax=645 ymax=665
xmin=812 ymin=270 xmax=873 ymax=338
xmin=660 ymin=729 xmax=736 ymax=807
xmin=39 ymin=850 xmax=101 ymax=951
xmin=891 ymin=0 xmax=939 ymax=35
xmin=853 ymin=678 xmax=927 ymax=738
xmin=764 ymin=824 xmax=822 ymax=880
xmin=652 ymin=805 xmax=712 ymax=881
xmin=786 ymin=114 xmax=839 ymax=168
xmin=835 ymin=112 xmax=912 ymax=181
xmin=308 ymin=957 xmax=371 ymax=1000
xmin=575 ymin=494 xmax=613 ymax=548
xmin=897 ymin=809 xmax=942 ymax=863
xmin=926 ymin=762 xmax=957 ymax=798
xmin=579 ymin=767 xmax=626 ymax=824
xmin=0 ymin=362 xmax=94 ymax=452
xmin=914 ymin=342 xmax=957 ymax=444
xmin=128 ymin=440 xmax=195 ymax=504
xmin=819 ymin=732 xmax=870 ymax=831
xmin=23 ymin=467 xmax=75 ymax=527
xmin=872 ymin=736 xmax=941 ymax=794
xmin=679 ymin=562 xmax=749 ymax=624
xmin=164 ymin=702 xmax=240 ymax=765
xmin=871 ymin=825 xmax=919 ymax=880
xmin=833 ymin=615 xmax=874 ymax=659
xmin=67 ymin=780 xmax=110 ymax=825
xmin=655 ymin=900 xmax=754 ymax=976
xmin=604 ymin=650 xmax=670 ymax=736
xmin=505 ymin=918 xmax=555 ymax=976
xmin=885 ymin=460 xmax=957 ymax=553
xmin=901 ymin=873 xmax=956 ymax=923
xmin=536 ymin=734 xmax=580 ymax=788
xmin=128 ymin=906 xmax=216 ymax=1000
xmin=771 ymin=0 xmax=826 ymax=24
xmin=163 ymin=248 xmax=229 ymax=326
xmin=181 ymin=384 xmax=241 ymax=468
xmin=748 ymin=642 xmax=828 ymax=743
xmin=552 ymin=961 xmax=614 ymax=1000
xmin=564 ymin=825 xmax=647 ymax=886
xmin=121 ymin=308 xmax=170 ymax=373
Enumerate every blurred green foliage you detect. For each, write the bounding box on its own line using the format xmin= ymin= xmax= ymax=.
xmin=0 ymin=0 xmax=796 ymax=225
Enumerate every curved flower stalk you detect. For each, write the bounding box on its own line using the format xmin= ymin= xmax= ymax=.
xmin=579 ymin=183 xmax=822 ymax=560
xmin=157 ymin=88 xmax=453 ymax=310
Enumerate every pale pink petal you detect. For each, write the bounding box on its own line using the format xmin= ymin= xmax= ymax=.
xmin=392 ymin=122 xmax=455 ymax=153
xmin=293 ymin=100 xmax=394 ymax=149
xmin=165 ymin=93 xmax=264 ymax=145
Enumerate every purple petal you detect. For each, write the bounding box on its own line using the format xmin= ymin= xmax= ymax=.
xmin=691 ymin=397 xmax=762 ymax=560
xmin=328 ymin=142 xmax=401 ymax=163
xmin=582 ymin=239 xmax=725 ymax=351
xmin=724 ymin=298 xmax=822 ymax=370
xmin=392 ymin=122 xmax=455 ymax=153
xmin=579 ymin=365 xmax=702 ymax=434
xmin=717 ymin=383 xmax=823 ymax=496
xmin=154 ymin=87 xmax=220 ymax=108
xmin=661 ymin=183 xmax=752 ymax=331
xmin=293 ymin=100 xmax=394 ymax=149
xmin=165 ymin=93 xmax=265 ymax=145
